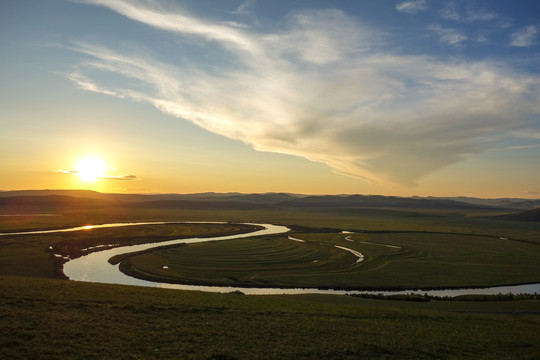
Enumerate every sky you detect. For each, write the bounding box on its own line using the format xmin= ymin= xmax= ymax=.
xmin=1 ymin=0 xmax=539 ymax=198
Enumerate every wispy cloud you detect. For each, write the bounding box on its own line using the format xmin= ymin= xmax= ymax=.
xmin=58 ymin=170 xmax=80 ymax=175
xmin=233 ymin=0 xmax=255 ymax=15
xmin=510 ymin=25 xmax=537 ymax=47
xmin=439 ymin=2 xmax=460 ymax=21
xmin=436 ymin=2 xmax=505 ymax=45
xmin=102 ymin=174 xmax=137 ymax=180
xmin=428 ymin=24 xmax=467 ymax=47
xmin=396 ymin=0 xmax=428 ymax=14
xmin=66 ymin=0 xmax=540 ymax=186
xmin=487 ymin=143 xmax=540 ymax=152
xmin=58 ymin=170 xmax=137 ymax=180
xmin=439 ymin=1 xmax=498 ymax=23
xmin=511 ymin=129 xmax=540 ymax=140
xmin=232 ymin=0 xmax=258 ymax=24
xmin=506 ymin=144 xmax=540 ymax=151
xmin=466 ymin=10 xmax=497 ymax=22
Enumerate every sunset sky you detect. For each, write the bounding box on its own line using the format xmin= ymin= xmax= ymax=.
xmin=1 ymin=0 xmax=539 ymax=197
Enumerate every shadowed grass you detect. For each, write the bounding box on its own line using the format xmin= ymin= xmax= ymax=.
xmin=1 ymin=276 xmax=539 ymax=360
xmin=120 ymin=230 xmax=540 ymax=290
xmin=118 ymin=235 xmax=357 ymax=287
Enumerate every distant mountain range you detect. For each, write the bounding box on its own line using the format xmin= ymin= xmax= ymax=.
xmin=419 ymin=196 xmax=540 ymax=211
xmin=1 ymin=190 xmax=539 ymax=214
xmin=0 ymin=190 xmax=301 ymax=204
xmin=278 ymin=194 xmax=500 ymax=210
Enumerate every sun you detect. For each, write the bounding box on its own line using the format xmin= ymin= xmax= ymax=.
xmin=76 ymin=157 xmax=107 ymax=182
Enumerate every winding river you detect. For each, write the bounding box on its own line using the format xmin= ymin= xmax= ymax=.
xmin=4 ymin=222 xmax=540 ymax=296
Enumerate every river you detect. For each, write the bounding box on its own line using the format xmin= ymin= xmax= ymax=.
xmin=4 ymin=221 xmax=540 ymax=296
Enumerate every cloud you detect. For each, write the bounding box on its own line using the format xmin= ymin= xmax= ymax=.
xmin=439 ymin=2 xmax=460 ymax=21
xmin=436 ymin=2 xmax=503 ymax=45
xmin=233 ymin=0 xmax=255 ymax=15
xmin=102 ymin=174 xmax=138 ymax=180
xmin=58 ymin=170 xmax=137 ymax=180
xmin=510 ymin=26 xmax=537 ymax=47
xmin=232 ymin=0 xmax=258 ymax=23
xmin=428 ymin=24 xmax=467 ymax=46
xmin=487 ymin=143 xmax=540 ymax=152
xmin=66 ymin=0 xmax=540 ymax=187
xmin=506 ymin=144 xmax=540 ymax=151
xmin=396 ymin=0 xmax=428 ymax=14
xmin=525 ymin=191 xmax=540 ymax=195
xmin=439 ymin=2 xmax=498 ymax=23
xmin=58 ymin=170 xmax=80 ymax=175
xmin=511 ymin=129 xmax=540 ymax=140
xmin=466 ymin=10 xmax=497 ymax=22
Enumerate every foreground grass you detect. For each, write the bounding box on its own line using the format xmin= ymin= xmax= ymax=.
xmin=1 ymin=276 xmax=539 ymax=360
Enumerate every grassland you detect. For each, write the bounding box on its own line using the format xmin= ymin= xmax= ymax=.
xmin=3 ymin=211 xmax=538 ymax=290
xmin=0 ymin=222 xmax=261 ymax=279
xmin=1 ymin=206 xmax=540 ymax=359
xmin=118 ymin=235 xmax=358 ymax=288
xmin=4 ymin=205 xmax=539 ymax=239
xmin=1 ymin=275 xmax=540 ymax=360
xmin=119 ymin=230 xmax=540 ymax=290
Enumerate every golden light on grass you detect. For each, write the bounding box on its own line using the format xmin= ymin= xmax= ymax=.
xmin=76 ymin=157 xmax=107 ymax=182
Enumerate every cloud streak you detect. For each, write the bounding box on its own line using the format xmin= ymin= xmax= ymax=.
xmin=428 ymin=24 xmax=467 ymax=46
xmin=396 ymin=0 xmax=428 ymax=14
xmin=58 ymin=170 xmax=137 ymax=180
xmin=510 ymin=25 xmax=537 ymax=47
xmin=66 ymin=0 xmax=540 ymax=186
xmin=439 ymin=2 xmax=498 ymax=22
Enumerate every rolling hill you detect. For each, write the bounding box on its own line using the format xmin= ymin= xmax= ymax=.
xmin=0 ymin=190 xmax=537 ymax=213
xmin=496 ymin=208 xmax=540 ymax=222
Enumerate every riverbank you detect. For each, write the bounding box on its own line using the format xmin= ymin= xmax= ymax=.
xmin=51 ymin=223 xmax=263 ymax=276
xmin=0 ymin=221 xmax=263 ymax=280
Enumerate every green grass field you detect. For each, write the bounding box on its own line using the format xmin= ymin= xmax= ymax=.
xmin=118 ymin=235 xmax=358 ymax=287
xmin=1 ymin=208 xmax=540 ymax=359
xmin=0 ymin=222 xmax=261 ymax=279
xmin=119 ymin=230 xmax=540 ymax=290
xmin=1 ymin=275 xmax=540 ymax=360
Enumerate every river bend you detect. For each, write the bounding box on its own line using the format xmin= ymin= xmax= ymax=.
xmin=5 ymin=221 xmax=539 ymax=296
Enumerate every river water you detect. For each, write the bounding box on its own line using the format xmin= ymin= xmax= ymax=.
xmin=4 ymin=221 xmax=540 ymax=296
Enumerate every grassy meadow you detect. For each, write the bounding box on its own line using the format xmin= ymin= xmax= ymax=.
xmin=1 ymin=206 xmax=540 ymax=359
xmin=2 ymin=275 xmax=540 ymax=360
xmin=120 ymin=231 xmax=540 ymax=290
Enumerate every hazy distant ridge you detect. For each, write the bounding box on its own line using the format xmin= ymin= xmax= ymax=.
xmin=1 ymin=190 xmax=538 ymax=211
xmin=278 ymin=194 xmax=498 ymax=210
